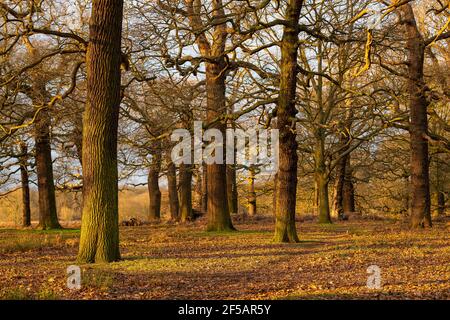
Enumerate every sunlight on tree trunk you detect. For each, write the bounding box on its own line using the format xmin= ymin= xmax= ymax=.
xmin=35 ymin=108 xmax=61 ymax=230
xmin=179 ymin=163 xmax=193 ymax=222
xmin=19 ymin=142 xmax=31 ymax=228
xmin=77 ymin=0 xmax=123 ymax=263
xmin=273 ymin=0 xmax=303 ymax=243
xmin=401 ymin=4 xmax=432 ymax=228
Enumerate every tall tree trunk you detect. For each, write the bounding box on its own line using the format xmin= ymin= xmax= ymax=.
xmin=226 ymin=106 xmax=238 ymax=215
xmin=226 ymin=165 xmax=238 ymax=214
xmin=148 ymin=144 xmax=162 ymax=221
xmin=314 ymin=133 xmax=331 ymax=223
xmin=179 ymin=163 xmax=193 ymax=222
xmin=184 ymin=0 xmax=233 ymax=231
xmin=148 ymin=169 xmax=161 ymax=221
xmin=342 ymin=159 xmax=355 ymax=214
xmin=21 ymin=34 xmax=60 ymax=230
xmin=335 ymin=153 xmax=355 ymax=219
xmin=273 ymin=0 xmax=303 ymax=243
xmin=272 ymin=120 xmax=278 ymax=217
xmin=205 ymin=62 xmax=234 ymax=231
xmin=333 ymin=106 xmax=354 ymax=220
xmin=201 ymin=163 xmax=208 ymax=213
xmin=34 ymin=109 xmax=61 ymax=229
xmin=401 ymin=4 xmax=432 ymax=228
xmin=167 ymin=160 xmax=179 ymax=221
xmin=19 ymin=142 xmax=31 ymax=227
xmin=333 ymin=154 xmax=346 ymax=220
xmin=77 ymin=0 xmax=123 ymax=263
xmin=248 ymin=167 xmax=256 ymax=216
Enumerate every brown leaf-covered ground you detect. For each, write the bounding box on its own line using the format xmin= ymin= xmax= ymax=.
xmin=0 ymin=216 xmax=449 ymax=300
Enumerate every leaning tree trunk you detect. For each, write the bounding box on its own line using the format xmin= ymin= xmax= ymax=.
xmin=148 ymin=145 xmax=162 ymax=221
xmin=34 ymin=108 xmax=61 ymax=230
xmin=179 ymin=163 xmax=193 ymax=222
xmin=77 ymin=0 xmax=123 ymax=263
xmin=273 ymin=0 xmax=303 ymax=243
xmin=167 ymin=160 xmax=179 ymax=220
xmin=19 ymin=142 xmax=31 ymax=227
xmin=205 ymin=62 xmax=234 ymax=231
xmin=401 ymin=4 xmax=432 ymax=228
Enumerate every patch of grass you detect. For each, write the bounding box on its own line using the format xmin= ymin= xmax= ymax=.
xmin=0 ymin=228 xmax=80 ymax=234
xmin=0 ymin=287 xmax=32 ymax=300
xmin=27 ymin=228 xmax=79 ymax=235
xmin=108 ymin=254 xmax=266 ymax=273
xmin=35 ymin=288 xmax=59 ymax=300
xmin=0 ymin=235 xmax=49 ymax=254
xmin=83 ymin=270 xmax=115 ymax=290
xmin=0 ymin=231 xmax=79 ymax=254
xmin=0 ymin=287 xmax=59 ymax=300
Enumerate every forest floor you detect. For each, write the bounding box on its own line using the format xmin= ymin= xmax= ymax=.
xmin=0 ymin=215 xmax=449 ymax=300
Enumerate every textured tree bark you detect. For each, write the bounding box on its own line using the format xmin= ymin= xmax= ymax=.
xmin=19 ymin=142 xmax=31 ymax=227
xmin=273 ymin=0 xmax=303 ymax=243
xmin=401 ymin=4 xmax=432 ymax=228
xmin=201 ymin=163 xmax=208 ymax=213
xmin=334 ymin=153 xmax=355 ymax=219
xmin=179 ymin=163 xmax=193 ymax=222
xmin=205 ymin=62 xmax=234 ymax=231
xmin=21 ymin=34 xmax=60 ymax=230
xmin=333 ymin=155 xmax=346 ymax=220
xmin=248 ymin=168 xmax=257 ymax=216
xmin=34 ymin=108 xmax=61 ymax=230
xmin=77 ymin=0 xmax=123 ymax=263
xmin=226 ymin=165 xmax=238 ymax=214
xmin=167 ymin=160 xmax=179 ymax=221
xmin=342 ymin=160 xmax=355 ymax=214
xmin=184 ymin=0 xmax=234 ymax=231
xmin=148 ymin=145 xmax=162 ymax=221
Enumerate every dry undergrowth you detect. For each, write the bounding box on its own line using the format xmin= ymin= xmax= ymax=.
xmin=0 ymin=216 xmax=449 ymax=300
